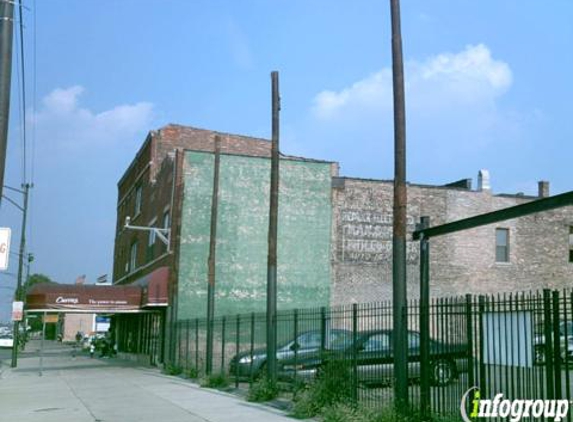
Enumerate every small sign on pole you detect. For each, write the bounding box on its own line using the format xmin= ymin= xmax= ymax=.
xmin=0 ymin=227 xmax=11 ymax=271
xmin=12 ymin=301 xmax=24 ymax=321
xmin=43 ymin=314 xmax=58 ymax=323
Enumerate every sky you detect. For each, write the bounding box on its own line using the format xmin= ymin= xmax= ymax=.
xmin=0 ymin=0 xmax=572 ymax=321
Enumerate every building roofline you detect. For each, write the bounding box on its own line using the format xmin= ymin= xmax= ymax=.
xmin=181 ymin=147 xmax=336 ymax=165
xmin=334 ymin=176 xmax=541 ymax=198
xmin=117 ymin=131 xmax=154 ymax=187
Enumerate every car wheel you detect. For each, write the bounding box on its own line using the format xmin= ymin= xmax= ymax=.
xmin=431 ymin=359 xmax=455 ymax=387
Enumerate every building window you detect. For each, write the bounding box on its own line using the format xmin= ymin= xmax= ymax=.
xmin=129 ymin=241 xmax=138 ymax=273
xmin=496 ymin=228 xmax=509 ymax=263
xmin=163 ymin=210 xmax=170 ymax=230
xmin=134 ymin=185 xmax=143 ymax=216
xmin=569 ymin=226 xmax=573 ymax=263
xmin=147 ymin=218 xmax=157 ymax=261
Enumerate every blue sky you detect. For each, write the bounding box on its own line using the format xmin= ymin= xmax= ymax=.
xmin=1 ymin=0 xmax=572 ymax=321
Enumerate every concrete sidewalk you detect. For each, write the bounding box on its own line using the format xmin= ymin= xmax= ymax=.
xmin=0 ymin=340 xmax=296 ymax=422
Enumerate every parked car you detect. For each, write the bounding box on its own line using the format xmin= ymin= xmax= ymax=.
xmin=0 ymin=333 xmax=14 ymax=348
xmin=229 ymin=329 xmax=352 ymax=379
xmin=278 ymin=330 xmax=469 ymax=387
xmin=534 ymin=322 xmax=573 ymax=365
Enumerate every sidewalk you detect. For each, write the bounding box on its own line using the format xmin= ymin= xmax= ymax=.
xmin=0 ymin=340 xmax=296 ymax=422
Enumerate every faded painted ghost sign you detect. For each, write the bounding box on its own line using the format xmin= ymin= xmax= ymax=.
xmin=340 ymin=209 xmax=419 ymax=263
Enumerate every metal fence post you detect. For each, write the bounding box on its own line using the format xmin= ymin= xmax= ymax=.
xmin=418 ymin=216 xmax=431 ymax=419
xmin=552 ymin=290 xmax=562 ymax=399
xmin=352 ymin=303 xmax=358 ymax=403
xmin=235 ymin=315 xmax=240 ymax=388
xmin=543 ymin=289 xmax=555 ymax=399
xmin=249 ymin=312 xmax=255 ymax=385
xmin=221 ymin=316 xmax=227 ymax=375
xmin=194 ymin=318 xmax=199 ymax=373
xmin=293 ymin=309 xmax=299 ymax=380
xmin=478 ymin=296 xmax=486 ymax=398
xmin=465 ymin=294 xmax=475 ymax=384
xmin=320 ymin=306 xmax=326 ymax=352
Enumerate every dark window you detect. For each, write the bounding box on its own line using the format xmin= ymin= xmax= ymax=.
xmin=135 ymin=185 xmax=143 ymax=216
xmin=129 ymin=241 xmax=138 ymax=273
xmin=146 ymin=220 xmax=156 ymax=262
xmin=163 ymin=210 xmax=170 ymax=229
xmin=496 ymin=228 xmax=509 ymax=263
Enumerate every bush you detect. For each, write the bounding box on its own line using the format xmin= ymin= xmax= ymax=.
xmin=247 ymin=375 xmax=279 ymax=402
xmin=186 ymin=367 xmax=199 ymax=379
xmin=200 ymin=373 xmax=230 ymax=389
xmin=323 ymin=403 xmax=432 ymax=422
xmin=163 ymin=363 xmax=183 ymax=376
xmin=291 ymin=359 xmax=354 ymax=418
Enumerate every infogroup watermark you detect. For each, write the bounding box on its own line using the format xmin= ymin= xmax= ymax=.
xmin=461 ymin=387 xmax=570 ymax=422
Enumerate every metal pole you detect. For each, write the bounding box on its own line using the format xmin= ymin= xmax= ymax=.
xmin=39 ymin=311 xmax=46 ymax=376
xmin=0 ymin=0 xmax=14 ymax=201
xmin=418 ymin=217 xmax=430 ymax=418
xmin=266 ymin=70 xmax=280 ymax=385
xmin=390 ymin=0 xmax=409 ymax=412
xmin=205 ymin=135 xmax=221 ymax=375
xmin=11 ymin=183 xmax=30 ymax=368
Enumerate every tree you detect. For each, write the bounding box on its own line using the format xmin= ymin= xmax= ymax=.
xmin=24 ymin=273 xmax=57 ymax=332
xmin=23 ymin=273 xmax=55 ymax=294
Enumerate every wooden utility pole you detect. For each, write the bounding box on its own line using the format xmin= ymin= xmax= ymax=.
xmin=266 ymin=71 xmax=280 ymax=385
xmin=205 ymin=135 xmax=221 ymax=375
xmin=390 ymin=0 xmax=409 ymax=411
xmin=0 ymin=0 xmax=14 ymax=201
xmin=11 ymin=183 xmax=30 ymax=368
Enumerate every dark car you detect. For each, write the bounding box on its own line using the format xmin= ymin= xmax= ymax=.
xmin=229 ymin=329 xmax=352 ymax=379
xmin=279 ymin=330 xmax=468 ymax=387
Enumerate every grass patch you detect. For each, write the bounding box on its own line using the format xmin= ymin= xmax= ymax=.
xmin=247 ymin=375 xmax=279 ymax=402
xmin=186 ymin=367 xmax=199 ymax=379
xmin=162 ymin=363 xmax=183 ymax=376
xmin=200 ymin=373 xmax=230 ymax=389
xmin=290 ymin=360 xmax=353 ymax=419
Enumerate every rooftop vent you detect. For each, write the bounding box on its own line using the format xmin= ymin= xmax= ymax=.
xmin=538 ymin=181 xmax=550 ymax=198
xmin=477 ymin=169 xmax=491 ymax=191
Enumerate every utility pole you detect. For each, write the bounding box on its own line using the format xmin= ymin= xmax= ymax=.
xmin=266 ymin=71 xmax=280 ymax=385
xmin=0 ymin=0 xmax=15 ymax=202
xmin=390 ymin=0 xmax=409 ymax=412
xmin=11 ymin=182 xmax=31 ymax=368
xmin=205 ymin=135 xmax=221 ymax=375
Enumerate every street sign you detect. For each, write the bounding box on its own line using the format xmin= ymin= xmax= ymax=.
xmin=12 ymin=301 xmax=23 ymax=321
xmin=43 ymin=314 xmax=58 ymax=323
xmin=0 ymin=227 xmax=11 ymax=270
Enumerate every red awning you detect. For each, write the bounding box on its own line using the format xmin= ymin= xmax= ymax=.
xmin=26 ymin=283 xmax=143 ymax=313
xmin=133 ymin=266 xmax=169 ymax=307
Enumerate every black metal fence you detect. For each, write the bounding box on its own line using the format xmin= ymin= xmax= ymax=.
xmin=170 ymin=289 xmax=573 ymax=420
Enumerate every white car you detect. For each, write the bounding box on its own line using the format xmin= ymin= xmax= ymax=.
xmin=0 ymin=334 xmax=14 ymax=348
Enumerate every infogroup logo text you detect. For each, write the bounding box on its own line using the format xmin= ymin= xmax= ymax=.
xmin=460 ymin=387 xmax=570 ymax=422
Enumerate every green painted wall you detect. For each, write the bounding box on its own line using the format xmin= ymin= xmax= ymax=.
xmin=177 ymin=151 xmax=332 ymax=319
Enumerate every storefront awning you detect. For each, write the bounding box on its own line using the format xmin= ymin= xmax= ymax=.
xmin=26 ymin=284 xmax=143 ymax=313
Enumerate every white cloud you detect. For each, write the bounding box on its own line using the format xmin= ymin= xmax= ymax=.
xmin=32 ymin=85 xmax=154 ymax=150
xmin=312 ymin=44 xmax=512 ymax=120
xmin=227 ymin=19 xmax=254 ymax=70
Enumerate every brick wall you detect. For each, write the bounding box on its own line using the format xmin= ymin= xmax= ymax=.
xmin=332 ymin=177 xmax=573 ymax=305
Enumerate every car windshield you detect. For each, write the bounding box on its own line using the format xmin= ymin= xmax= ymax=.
xmin=327 ymin=331 xmax=354 ymax=350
